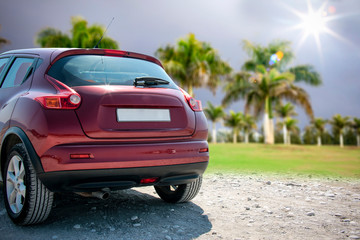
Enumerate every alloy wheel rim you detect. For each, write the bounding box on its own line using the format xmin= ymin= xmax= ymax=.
xmin=6 ymin=155 xmax=26 ymax=214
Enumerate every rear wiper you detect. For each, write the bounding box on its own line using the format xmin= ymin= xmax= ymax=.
xmin=134 ymin=77 xmax=170 ymax=87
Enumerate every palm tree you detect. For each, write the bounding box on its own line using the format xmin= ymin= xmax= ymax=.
xmin=223 ymin=67 xmax=313 ymax=144
xmin=242 ymin=40 xmax=322 ymax=86
xmin=311 ymin=118 xmax=328 ymax=146
xmin=204 ymin=102 xmax=225 ymax=144
xmin=156 ymin=33 xmax=231 ymax=96
xmin=330 ymin=114 xmax=351 ymax=148
xmin=275 ymin=102 xmax=297 ymax=144
xmin=242 ymin=114 xmax=257 ymax=143
xmin=224 ymin=111 xmax=244 ymax=143
xmin=36 ymin=28 xmax=72 ymax=48
xmin=223 ymin=40 xmax=321 ymax=144
xmin=352 ymin=117 xmax=360 ymax=147
xmin=0 ymin=24 xmax=10 ymax=48
xmin=303 ymin=125 xmax=316 ymax=145
xmin=36 ymin=17 xmax=118 ymax=49
xmin=284 ymin=118 xmax=299 ymax=145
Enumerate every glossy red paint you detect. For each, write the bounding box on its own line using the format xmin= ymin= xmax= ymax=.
xmin=0 ymin=48 xmax=208 ymax=192
xmin=74 ymin=85 xmax=196 ymax=139
xmin=41 ymin=141 xmax=209 ymax=172
xmin=49 ymin=48 xmax=163 ymax=68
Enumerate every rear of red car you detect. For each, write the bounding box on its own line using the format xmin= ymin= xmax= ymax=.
xmin=25 ymin=49 xmax=209 ymax=188
xmin=1 ymin=48 xmax=208 ymax=225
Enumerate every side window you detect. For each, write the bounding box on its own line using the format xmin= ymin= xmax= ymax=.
xmin=0 ymin=57 xmax=9 ymax=75
xmin=1 ymin=57 xmax=35 ymax=88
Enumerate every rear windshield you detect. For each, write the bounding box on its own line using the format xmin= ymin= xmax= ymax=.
xmin=47 ymin=55 xmax=178 ymax=89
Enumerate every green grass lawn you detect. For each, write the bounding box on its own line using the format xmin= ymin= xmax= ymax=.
xmin=207 ymin=143 xmax=360 ymax=178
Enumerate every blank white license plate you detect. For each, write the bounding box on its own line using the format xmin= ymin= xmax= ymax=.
xmin=116 ymin=108 xmax=171 ymax=122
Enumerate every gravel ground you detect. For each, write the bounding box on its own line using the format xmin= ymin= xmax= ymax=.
xmin=0 ymin=173 xmax=360 ymax=240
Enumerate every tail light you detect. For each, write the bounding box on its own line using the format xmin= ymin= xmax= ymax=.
xmin=140 ymin=177 xmax=159 ymax=184
xmin=70 ymin=153 xmax=94 ymax=159
xmin=179 ymin=88 xmax=202 ymax=112
xmin=199 ymin=148 xmax=209 ymax=153
xmin=35 ymin=75 xmax=81 ymax=109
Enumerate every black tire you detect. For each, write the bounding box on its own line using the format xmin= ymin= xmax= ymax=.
xmin=2 ymin=143 xmax=54 ymax=225
xmin=154 ymin=176 xmax=202 ymax=203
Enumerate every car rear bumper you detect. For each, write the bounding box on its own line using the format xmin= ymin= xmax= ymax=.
xmin=38 ymin=162 xmax=208 ymax=192
xmin=40 ymin=140 xmax=209 ymax=172
xmin=37 ymin=140 xmax=209 ymax=191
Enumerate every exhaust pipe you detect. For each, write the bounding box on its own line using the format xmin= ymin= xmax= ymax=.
xmin=75 ymin=191 xmax=110 ymax=200
xmin=92 ymin=191 xmax=110 ymax=200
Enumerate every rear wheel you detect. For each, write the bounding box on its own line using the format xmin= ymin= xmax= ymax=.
xmin=3 ymin=143 xmax=54 ymax=225
xmin=154 ymin=176 xmax=202 ymax=203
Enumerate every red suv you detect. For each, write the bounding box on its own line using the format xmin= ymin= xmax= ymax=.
xmin=0 ymin=48 xmax=209 ymax=225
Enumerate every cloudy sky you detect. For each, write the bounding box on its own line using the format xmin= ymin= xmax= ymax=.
xmin=1 ymin=0 xmax=359 ymax=130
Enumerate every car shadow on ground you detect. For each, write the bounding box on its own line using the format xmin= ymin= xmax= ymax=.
xmin=0 ymin=183 xmax=212 ymax=240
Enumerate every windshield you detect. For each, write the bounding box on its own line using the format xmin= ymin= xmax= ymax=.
xmin=47 ymin=55 xmax=178 ymax=89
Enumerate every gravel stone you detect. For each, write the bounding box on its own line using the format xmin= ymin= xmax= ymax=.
xmin=349 ymin=236 xmax=360 ymax=239
xmin=284 ymin=207 xmax=291 ymax=212
xmin=307 ymin=211 xmax=315 ymax=216
xmin=287 ymin=212 xmax=295 ymax=218
xmin=73 ymin=224 xmax=81 ymax=229
xmin=0 ymin=210 xmax=6 ymax=216
xmin=0 ymin=173 xmax=359 ymax=240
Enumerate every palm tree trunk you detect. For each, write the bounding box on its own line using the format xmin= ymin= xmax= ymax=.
xmin=263 ymin=97 xmax=269 ymax=144
xmin=282 ymin=124 xmax=287 ymax=144
xmin=268 ymin=97 xmax=275 ymax=144
xmin=244 ymin=131 xmax=249 ymax=144
xmin=263 ymin=97 xmax=274 ymax=144
xmin=269 ymin=118 xmax=274 ymax=144
xmin=263 ymin=113 xmax=270 ymax=144
xmin=357 ymin=134 xmax=360 ymax=147
xmin=340 ymin=133 xmax=344 ymax=148
xmin=233 ymin=131 xmax=237 ymax=144
xmin=187 ymin=84 xmax=193 ymax=96
xmin=287 ymin=132 xmax=291 ymax=145
xmin=212 ymin=123 xmax=217 ymax=144
xmin=317 ymin=136 xmax=322 ymax=146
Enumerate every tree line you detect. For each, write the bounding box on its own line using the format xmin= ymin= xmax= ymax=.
xmin=204 ymin=101 xmax=360 ymax=147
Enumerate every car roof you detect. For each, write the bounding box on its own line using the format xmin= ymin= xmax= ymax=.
xmin=1 ymin=48 xmax=58 ymax=56
xmin=0 ymin=48 xmax=163 ymax=67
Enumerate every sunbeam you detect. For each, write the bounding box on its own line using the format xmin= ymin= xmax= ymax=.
xmin=279 ymin=0 xmax=359 ymax=59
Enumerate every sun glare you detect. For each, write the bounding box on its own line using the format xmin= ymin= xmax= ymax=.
xmin=300 ymin=9 xmax=326 ymax=35
xmin=280 ymin=0 xmax=352 ymax=57
xmin=286 ymin=0 xmax=333 ymax=55
xmin=282 ymin=0 xmax=359 ymax=59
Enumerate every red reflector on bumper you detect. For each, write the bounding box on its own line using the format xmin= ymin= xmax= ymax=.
xmin=70 ymin=154 xmax=94 ymax=159
xmin=140 ymin=177 xmax=159 ymax=184
xmin=199 ymin=148 xmax=209 ymax=153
